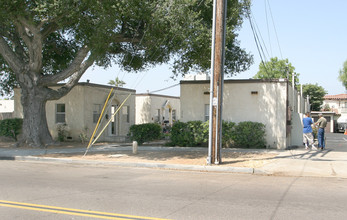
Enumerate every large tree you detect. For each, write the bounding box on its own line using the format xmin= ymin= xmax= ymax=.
xmin=339 ymin=60 xmax=347 ymax=90
xmin=0 ymin=0 xmax=253 ymax=147
xmin=253 ymin=57 xmax=299 ymax=86
xmin=302 ymin=83 xmax=327 ymax=111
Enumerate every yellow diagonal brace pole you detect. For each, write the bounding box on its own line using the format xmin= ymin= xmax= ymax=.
xmin=85 ymin=88 xmax=113 ymax=152
xmin=84 ymin=93 xmax=132 ymax=156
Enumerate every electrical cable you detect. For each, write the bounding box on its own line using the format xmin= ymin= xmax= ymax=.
xmin=252 ymin=12 xmax=270 ymax=60
xmin=247 ymin=12 xmax=270 ymax=75
xmin=266 ymin=0 xmax=283 ymax=59
xmin=251 ymin=12 xmax=270 ymax=63
xmin=264 ymin=0 xmax=273 ymax=57
xmin=148 ymin=83 xmax=179 ymax=94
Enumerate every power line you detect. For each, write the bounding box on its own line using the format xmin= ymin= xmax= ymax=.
xmin=148 ymin=83 xmax=179 ymax=94
xmin=266 ymin=0 xmax=283 ymax=59
xmin=247 ymin=12 xmax=270 ymax=75
xmin=252 ymin=12 xmax=270 ymax=61
xmin=264 ymin=0 xmax=273 ymax=57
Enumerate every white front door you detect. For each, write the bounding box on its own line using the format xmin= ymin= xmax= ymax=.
xmin=109 ymin=105 xmax=118 ymax=136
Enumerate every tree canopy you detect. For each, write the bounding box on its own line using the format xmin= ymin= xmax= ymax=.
xmin=0 ymin=0 xmax=253 ymax=147
xmin=302 ymin=83 xmax=327 ymax=111
xmin=339 ymin=60 xmax=347 ymax=90
xmin=253 ymin=57 xmax=299 ymax=86
xmin=108 ymin=77 xmax=125 ymax=87
xmin=0 ymin=0 xmax=253 ymax=96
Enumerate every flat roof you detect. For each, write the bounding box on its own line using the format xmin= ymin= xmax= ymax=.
xmin=136 ymin=93 xmax=179 ymax=99
xmin=180 ymin=78 xmax=289 ymax=84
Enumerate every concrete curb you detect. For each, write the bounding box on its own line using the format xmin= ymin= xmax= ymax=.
xmin=2 ymin=155 xmax=256 ymax=174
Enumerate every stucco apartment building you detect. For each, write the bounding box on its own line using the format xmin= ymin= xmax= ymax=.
xmin=323 ymin=93 xmax=347 ymax=132
xmin=135 ymin=93 xmax=180 ymax=126
xmin=180 ymin=77 xmax=308 ymax=149
xmin=14 ymin=82 xmax=136 ymax=142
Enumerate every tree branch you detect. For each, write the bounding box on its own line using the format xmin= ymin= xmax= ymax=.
xmin=40 ymin=45 xmax=91 ymax=85
xmin=0 ymin=35 xmax=25 ymax=73
xmin=39 ymin=14 xmax=68 ymax=37
xmin=40 ymin=22 xmax=60 ymax=38
xmin=15 ymin=17 xmax=43 ymax=73
xmin=46 ymin=55 xmax=94 ymax=100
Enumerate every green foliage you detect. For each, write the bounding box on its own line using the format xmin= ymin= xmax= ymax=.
xmin=254 ymin=57 xmax=300 ymax=86
xmin=168 ymin=121 xmax=208 ymax=147
xmin=0 ymin=118 xmax=22 ymax=141
xmin=222 ymin=121 xmax=236 ymax=148
xmin=322 ymin=104 xmax=331 ymax=111
xmin=0 ymin=1 xmax=253 ymax=95
xmin=232 ymin=121 xmax=266 ymax=148
xmin=339 ymin=60 xmax=347 ymax=90
xmin=0 ymin=0 xmax=253 ymax=146
xmin=79 ymin=126 xmax=89 ymax=144
xmin=128 ymin=123 xmax=162 ymax=145
xmin=56 ymin=124 xmax=68 ymax=142
xmin=302 ymin=83 xmax=327 ymax=111
xmin=108 ymin=77 xmax=126 ymax=87
xmin=169 ymin=120 xmax=265 ymax=149
xmin=312 ymin=126 xmax=318 ymax=139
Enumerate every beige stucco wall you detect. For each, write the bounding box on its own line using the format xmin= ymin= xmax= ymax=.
xmin=136 ymin=94 xmax=180 ymax=125
xmin=0 ymin=100 xmax=14 ymax=113
xmin=180 ymin=79 xmax=297 ymax=149
xmin=135 ymin=95 xmax=152 ymax=124
xmin=14 ymin=83 xmax=135 ymax=142
xmin=323 ymin=99 xmax=347 ymax=114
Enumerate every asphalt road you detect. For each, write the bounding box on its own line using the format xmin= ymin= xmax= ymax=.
xmin=326 ymin=132 xmax=347 ymax=152
xmin=1 ymin=160 xmax=347 ymax=220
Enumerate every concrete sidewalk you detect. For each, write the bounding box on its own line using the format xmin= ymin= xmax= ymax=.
xmin=259 ymin=148 xmax=347 ymax=178
xmin=1 ymin=144 xmax=347 ymax=178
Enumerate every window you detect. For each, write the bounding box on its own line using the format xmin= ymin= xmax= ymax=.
xmin=93 ymin=104 xmax=102 ymax=123
xmin=154 ymin=109 xmax=160 ymax=122
xmin=56 ymin=104 xmax=65 ymax=123
xmin=172 ymin=109 xmax=176 ymax=121
xmin=123 ymin=105 xmax=130 ymax=123
xmin=204 ymin=104 xmax=209 ymax=121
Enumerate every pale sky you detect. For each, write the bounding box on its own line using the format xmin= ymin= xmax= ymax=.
xmin=80 ymin=1 xmax=347 ymax=96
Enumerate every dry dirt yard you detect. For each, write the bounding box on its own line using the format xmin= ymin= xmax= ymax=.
xmin=64 ymin=151 xmax=279 ymax=168
xmin=0 ymin=139 xmax=279 ymax=168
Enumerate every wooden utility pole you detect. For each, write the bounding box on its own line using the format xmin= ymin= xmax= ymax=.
xmin=207 ymin=0 xmax=227 ymax=165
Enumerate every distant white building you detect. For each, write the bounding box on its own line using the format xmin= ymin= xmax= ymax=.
xmin=0 ymin=100 xmax=14 ymax=113
xmin=0 ymin=100 xmax=14 ymax=119
xmin=323 ymin=94 xmax=347 ymax=132
xmin=135 ymin=93 xmax=180 ymax=126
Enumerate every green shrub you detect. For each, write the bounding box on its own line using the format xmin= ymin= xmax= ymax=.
xmin=222 ymin=121 xmax=236 ymax=148
xmin=79 ymin=126 xmax=89 ymax=143
xmin=232 ymin=121 xmax=266 ymax=148
xmin=168 ymin=120 xmax=266 ymax=148
xmin=168 ymin=121 xmax=193 ymax=146
xmin=169 ymin=121 xmax=209 ymax=147
xmin=56 ymin=124 xmax=68 ymax=142
xmin=312 ymin=126 xmax=318 ymax=139
xmin=0 ymin=118 xmax=23 ymax=141
xmin=128 ymin=123 xmax=162 ymax=145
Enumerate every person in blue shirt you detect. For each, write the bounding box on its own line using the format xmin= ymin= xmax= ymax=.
xmin=303 ymin=112 xmax=317 ymax=150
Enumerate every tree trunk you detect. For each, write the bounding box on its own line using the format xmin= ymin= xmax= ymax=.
xmin=19 ymin=86 xmax=54 ymax=148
